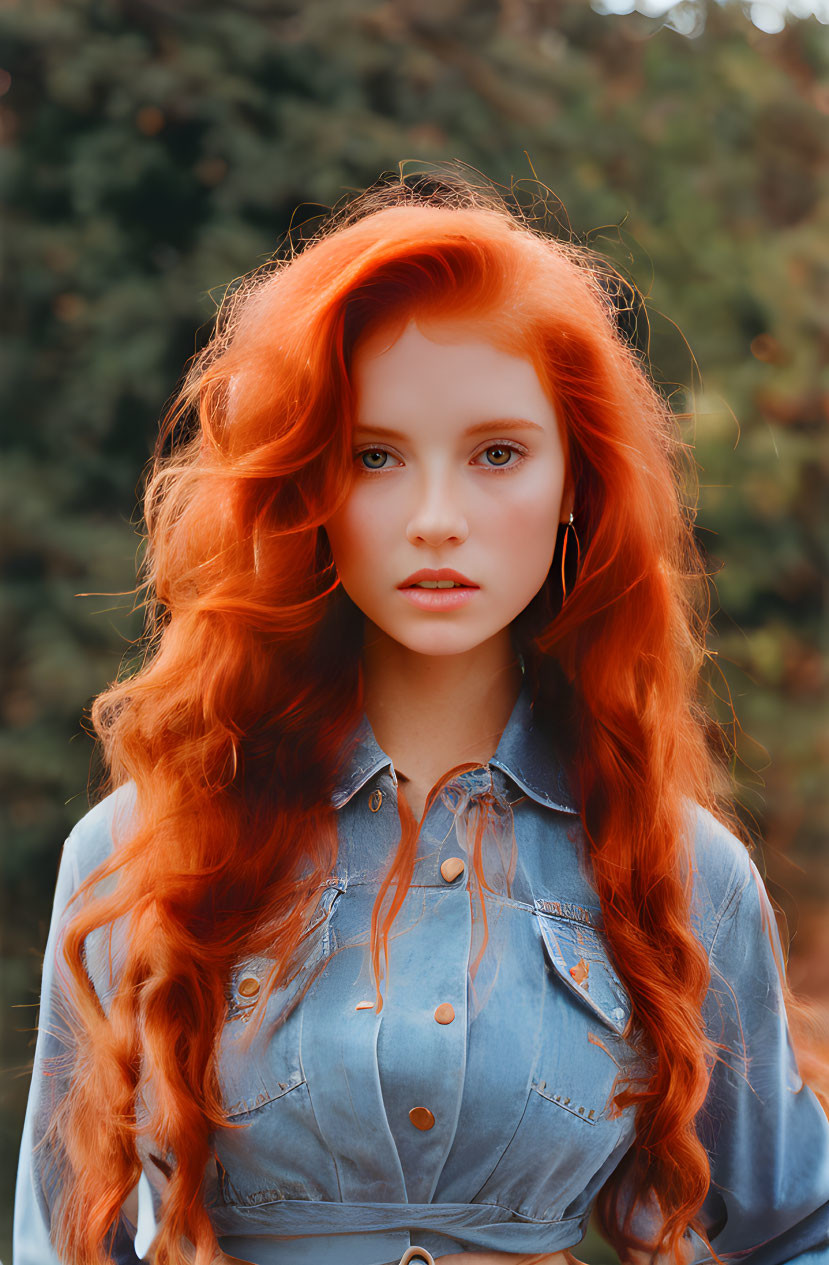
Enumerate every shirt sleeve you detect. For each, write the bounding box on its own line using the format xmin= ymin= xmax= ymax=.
xmin=13 ymin=831 xmax=143 ymax=1265
xmin=689 ymin=852 xmax=829 ymax=1264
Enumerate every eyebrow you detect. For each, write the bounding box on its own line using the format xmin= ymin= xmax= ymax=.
xmin=353 ymin=417 xmax=547 ymax=439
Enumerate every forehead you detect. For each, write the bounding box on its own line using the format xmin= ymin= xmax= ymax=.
xmin=352 ymin=318 xmax=555 ymax=430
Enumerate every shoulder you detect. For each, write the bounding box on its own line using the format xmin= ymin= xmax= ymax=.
xmin=683 ymin=800 xmax=760 ymax=953
xmin=62 ymin=782 xmax=139 ymax=891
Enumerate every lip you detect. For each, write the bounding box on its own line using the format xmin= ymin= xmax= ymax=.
xmin=398 ymin=568 xmax=479 ymax=589
xmin=399 ymin=586 xmax=478 ymax=611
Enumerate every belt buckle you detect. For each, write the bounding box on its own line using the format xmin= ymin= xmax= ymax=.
xmin=399 ymin=1248 xmax=436 ymax=1265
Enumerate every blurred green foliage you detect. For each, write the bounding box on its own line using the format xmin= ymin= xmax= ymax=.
xmin=1 ymin=0 xmax=826 ymax=1256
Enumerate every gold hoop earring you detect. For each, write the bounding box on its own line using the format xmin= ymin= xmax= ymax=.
xmin=560 ymin=510 xmax=580 ymax=602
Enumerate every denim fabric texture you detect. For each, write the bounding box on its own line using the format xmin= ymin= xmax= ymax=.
xmin=14 ymin=679 xmax=829 ymax=1264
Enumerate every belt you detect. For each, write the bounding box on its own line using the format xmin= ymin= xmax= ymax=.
xmin=398 ymin=1249 xmax=436 ymax=1265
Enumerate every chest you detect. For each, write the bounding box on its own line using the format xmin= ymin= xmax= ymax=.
xmin=198 ymin=767 xmax=641 ymax=1230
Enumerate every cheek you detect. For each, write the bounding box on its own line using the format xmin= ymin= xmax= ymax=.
xmin=325 ymin=493 xmax=389 ymax=576
xmin=481 ymin=482 xmax=562 ymax=572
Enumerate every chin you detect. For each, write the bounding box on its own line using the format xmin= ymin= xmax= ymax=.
xmin=385 ymin=625 xmax=496 ymax=657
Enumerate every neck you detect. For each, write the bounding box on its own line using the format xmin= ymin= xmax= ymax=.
xmin=360 ymin=623 xmax=524 ymax=783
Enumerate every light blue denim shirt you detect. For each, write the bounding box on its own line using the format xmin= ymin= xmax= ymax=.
xmin=14 ymin=679 xmax=829 ymax=1264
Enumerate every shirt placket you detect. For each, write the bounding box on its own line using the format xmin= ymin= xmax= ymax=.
xmin=374 ymin=770 xmax=489 ymax=1205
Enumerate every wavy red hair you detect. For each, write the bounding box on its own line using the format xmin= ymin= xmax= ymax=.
xmin=49 ymin=176 xmax=794 ymax=1263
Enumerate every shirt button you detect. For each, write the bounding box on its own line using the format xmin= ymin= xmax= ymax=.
xmin=237 ymin=975 xmax=260 ymax=998
xmin=434 ymin=1003 xmax=455 ymax=1024
xmin=408 ymin=1106 xmax=436 ymax=1131
xmin=368 ymin=789 xmax=383 ymax=812
xmin=440 ymin=856 xmax=465 ymax=883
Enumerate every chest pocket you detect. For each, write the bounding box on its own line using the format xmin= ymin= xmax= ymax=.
xmin=211 ymin=879 xmax=346 ymax=1208
xmin=532 ymin=900 xmax=636 ymax=1137
xmin=468 ymin=901 xmax=639 ymax=1224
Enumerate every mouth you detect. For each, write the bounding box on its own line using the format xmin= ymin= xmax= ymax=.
xmin=404 ymin=580 xmax=476 ymax=590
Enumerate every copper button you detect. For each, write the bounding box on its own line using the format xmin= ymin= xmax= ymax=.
xmin=408 ymin=1106 xmax=436 ymax=1131
xmin=439 ymin=856 xmax=465 ymax=883
xmin=434 ymin=1003 xmax=455 ymax=1025
xmin=237 ymin=975 xmax=260 ymax=998
xmin=399 ymin=1250 xmax=436 ymax=1265
xmin=368 ymin=788 xmax=383 ymax=812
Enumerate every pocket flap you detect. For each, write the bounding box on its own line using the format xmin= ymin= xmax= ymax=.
xmin=533 ymin=899 xmax=631 ymax=1035
xmin=226 ymin=880 xmax=346 ymax=1021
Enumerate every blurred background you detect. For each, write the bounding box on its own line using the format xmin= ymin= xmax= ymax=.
xmin=1 ymin=0 xmax=827 ymax=1257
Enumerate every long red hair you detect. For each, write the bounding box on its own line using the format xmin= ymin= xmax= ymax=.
xmin=51 ymin=176 xmax=775 ymax=1262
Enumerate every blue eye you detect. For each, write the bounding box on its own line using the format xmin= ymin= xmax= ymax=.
xmin=358 ymin=449 xmax=390 ymax=470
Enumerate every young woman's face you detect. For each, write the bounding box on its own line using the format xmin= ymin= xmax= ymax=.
xmin=323 ymin=318 xmax=572 ymax=659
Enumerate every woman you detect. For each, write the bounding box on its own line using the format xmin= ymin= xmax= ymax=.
xmin=14 ymin=174 xmax=829 ymax=1265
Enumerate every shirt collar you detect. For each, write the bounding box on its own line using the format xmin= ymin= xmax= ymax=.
xmin=330 ymin=674 xmax=579 ymax=816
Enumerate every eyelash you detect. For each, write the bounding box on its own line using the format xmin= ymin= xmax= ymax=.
xmin=353 ymin=441 xmax=528 ymax=474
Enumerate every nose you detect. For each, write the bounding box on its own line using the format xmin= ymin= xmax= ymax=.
xmin=405 ymin=467 xmax=469 ymax=548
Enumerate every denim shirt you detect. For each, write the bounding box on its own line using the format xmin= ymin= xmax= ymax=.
xmin=14 ymin=680 xmax=829 ymax=1265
